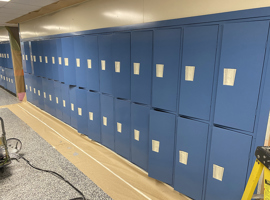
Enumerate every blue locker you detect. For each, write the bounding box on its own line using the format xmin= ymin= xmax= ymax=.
xmin=214 ymin=21 xmax=269 ymax=132
xmin=152 ymin=28 xmax=181 ymax=112
xmin=2 ymin=44 xmax=7 ymax=68
xmin=131 ymin=31 xmax=153 ymax=105
xmin=43 ymin=78 xmax=56 ymax=117
xmin=100 ymin=94 xmax=114 ymax=150
xmin=74 ymin=35 xmax=87 ymax=88
xmin=54 ymin=81 xmax=62 ymax=120
xmin=148 ymin=110 xmax=176 ymax=185
xmin=5 ymin=44 xmax=12 ymax=69
xmin=31 ymin=74 xmax=38 ymax=107
xmin=61 ymin=83 xmax=71 ymax=125
xmin=61 ymin=37 xmax=76 ymax=85
xmin=205 ymin=127 xmax=252 ymax=200
xmin=35 ymin=76 xmax=44 ymax=110
xmin=179 ymin=25 xmax=218 ymax=120
xmin=11 ymin=71 xmax=16 ymax=94
xmin=25 ymin=41 xmax=32 ymax=74
xmin=56 ymin=38 xmax=64 ymax=83
xmin=43 ymin=40 xmax=52 ymax=79
xmin=0 ymin=67 xmax=4 ymax=87
xmin=87 ymin=91 xmax=101 ymax=142
xmin=112 ymin=32 xmax=131 ymax=99
xmin=21 ymin=42 xmax=27 ymax=73
xmin=24 ymin=73 xmax=33 ymax=103
xmin=50 ymin=39 xmax=59 ymax=81
xmin=85 ymin=35 xmax=99 ymax=91
xmin=131 ymin=103 xmax=150 ymax=171
xmin=114 ymin=99 xmax=131 ymax=160
xmin=38 ymin=41 xmax=45 ymax=77
xmin=69 ymin=86 xmax=77 ymax=129
xmin=99 ymin=34 xmax=113 ymax=95
xmin=31 ymin=41 xmax=39 ymax=76
xmin=76 ymin=88 xmax=88 ymax=135
xmin=174 ymin=117 xmax=208 ymax=200
xmin=5 ymin=68 xmax=11 ymax=92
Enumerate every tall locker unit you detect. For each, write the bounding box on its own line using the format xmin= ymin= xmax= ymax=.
xmin=61 ymin=37 xmax=76 ymax=85
xmin=148 ymin=110 xmax=176 ymax=185
xmin=112 ymin=32 xmax=131 ymax=99
xmin=74 ymin=35 xmax=87 ymax=88
xmin=152 ymin=28 xmax=181 ymax=112
xmin=206 ymin=21 xmax=270 ymax=200
xmin=99 ymin=34 xmax=113 ymax=95
xmin=100 ymin=94 xmax=114 ymax=150
xmin=131 ymin=103 xmax=150 ymax=171
xmin=114 ymin=99 xmax=131 ymax=160
xmin=85 ymin=35 xmax=99 ymax=91
xmin=87 ymin=91 xmax=101 ymax=142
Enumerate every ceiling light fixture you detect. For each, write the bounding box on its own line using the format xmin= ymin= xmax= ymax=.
xmin=0 ymin=0 xmax=10 ymax=2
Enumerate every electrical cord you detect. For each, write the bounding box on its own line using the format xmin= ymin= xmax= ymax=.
xmin=19 ymin=156 xmax=86 ymax=200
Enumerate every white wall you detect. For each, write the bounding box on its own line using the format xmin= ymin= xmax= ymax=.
xmin=0 ymin=27 xmax=9 ymax=42
xmin=19 ymin=0 xmax=270 ymax=39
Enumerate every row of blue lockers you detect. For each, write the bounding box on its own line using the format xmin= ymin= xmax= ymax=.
xmin=0 ymin=66 xmax=16 ymax=94
xmin=0 ymin=43 xmax=13 ymax=69
xmin=21 ymin=21 xmax=269 ymax=134
xmin=24 ymin=72 xmax=251 ymax=200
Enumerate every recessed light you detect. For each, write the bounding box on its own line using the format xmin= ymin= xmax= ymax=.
xmin=0 ymin=0 xmax=10 ymax=2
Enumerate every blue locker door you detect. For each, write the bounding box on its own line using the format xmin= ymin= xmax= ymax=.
xmin=112 ymin=32 xmax=131 ymax=99
xmin=5 ymin=44 xmax=11 ymax=69
xmin=61 ymin=37 xmax=76 ymax=85
xmin=47 ymin=79 xmax=56 ymax=117
xmin=85 ymin=35 xmax=99 ymax=91
xmin=131 ymin=31 xmax=153 ymax=105
xmin=28 ymin=74 xmax=35 ymax=104
xmin=3 ymin=44 xmax=7 ymax=68
xmin=0 ymin=67 xmax=3 ymax=87
xmin=100 ymin=94 xmax=114 ymax=150
xmin=31 ymin=41 xmax=39 ymax=76
xmin=21 ymin=42 xmax=27 ymax=73
xmin=148 ymin=110 xmax=176 ymax=185
xmin=69 ymin=86 xmax=77 ymax=129
xmin=87 ymin=91 xmax=101 ymax=142
xmin=50 ymin=39 xmax=59 ymax=81
xmin=74 ymin=36 xmax=87 ymax=88
xmin=11 ymin=71 xmax=16 ymax=94
xmin=77 ymin=88 xmax=88 ymax=135
xmin=214 ymin=21 xmax=269 ymax=132
xmin=43 ymin=40 xmax=50 ymax=79
xmin=56 ymin=38 xmax=64 ymax=83
xmin=25 ymin=42 xmax=32 ymax=74
xmin=114 ymin=99 xmax=131 ymax=160
xmin=36 ymin=76 xmax=44 ymax=110
xmin=174 ymin=117 xmax=208 ymax=200
xmin=98 ymin=34 xmax=113 ymax=95
xmin=42 ymin=78 xmax=49 ymax=113
xmin=205 ymin=127 xmax=252 ymax=200
xmin=54 ymin=81 xmax=63 ymax=120
xmin=24 ymin=73 xmax=32 ymax=103
xmin=61 ymin=83 xmax=71 ymax=125
xmin=131 ymin=103 xmax=150 ymax=171
xmin=5 ymin=69 xmax=11 ymax=92
xmin=31 ymin=75 xmax=39 ymax=106
xmin=179 ymin=25 xmax=218 ymax=120
xmin=152 ymin=28 xmax=181 ymax=112
xmin=38 ymin=41 xmax=45 ymax=77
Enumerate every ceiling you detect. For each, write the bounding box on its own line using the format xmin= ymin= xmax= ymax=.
xmin=0 ymin=0 xmax=88 ymax=27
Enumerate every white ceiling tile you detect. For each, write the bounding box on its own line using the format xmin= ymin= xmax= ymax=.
xmin=3 ymin=2 xmax=40 ymax=10
xmin=0 ymin=2 xmax=8 ymax=8
xmin=6 ymin=0 xmax=58 ymax=7
xmin=0 ymin=7 xmax=29 ymax=14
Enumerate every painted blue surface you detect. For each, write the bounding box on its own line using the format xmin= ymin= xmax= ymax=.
xmin=131 ymin=31 xmax=153 ymax=105
xmin=214 ymin=21 xmax=269 ymax=132
xmin=148 ymin=109 xmax=176 ymax=185
xmin=114 ymin=99 xmax=131 ymax=160
xmin=24 ymin=73 xmax=33 ymax=103
xmin=43 ymin=40 xmax=51 ymax=79
xmin=87 ymin=91 xmax=101 ymax=142
xmin=38 ymin=40 xmax=45 ymax=77
xmin=56 ymin=38 xmax=64 ymax=83
xmin=0 ymin=67 xmax=6 ymax=88
xmin=179 ymin=25 xmax=218 ymax=120
xmin=131 ymin=103 xmax=150 ymax=171
xmin=112 ymin=32 xmax=131 ymax=99
xmin=61 ymin=83 xmax=71 ymax=125
xmin=205 ymin=127 xmax=252 ymax=200
xmin=30 ymin=41 xmax=39 ymax=76
xmin=46 ymin=79 xmax=56 ymax=117
xmin=74 ymin=35 xmax=87 ymax=88
xmin=5 ymin=44 xmax=12 ymax=69
xmin=152 ymin=28 xmax=181 ymax=112
xmin=61 ymin=37 xmax=76 ymax=85
xmin=100 ymin=94 xmax=114 ymax=150
xmin=98 ymin=34 xmax=113 ymax=95
xmin=85 ymin=35 xmax=99 ymax=91
xmin=69 ymin=86 xmax=77 ymax=129
xmin=76 ymin=88 xmax=88 ymax=135
xmin=54 ymin=81 xmax=63 ymax=120
xmin=24 ymin=42 xmax=32 ymax=73
xmin=35 ymin=76 xmax=44 ymax=110
xmin=174 ymin=117 xmax=209 ymax=200
xmin=50 ymin=39 xmax=59 ymax=81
